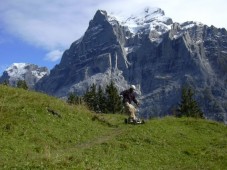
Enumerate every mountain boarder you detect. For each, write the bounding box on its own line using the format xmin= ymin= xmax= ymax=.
xmin=120 ymin=85 xmax=144 ymax=124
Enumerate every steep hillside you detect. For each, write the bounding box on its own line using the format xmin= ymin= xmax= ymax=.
xmin=0 ymin=85 xmax=227 ymax=169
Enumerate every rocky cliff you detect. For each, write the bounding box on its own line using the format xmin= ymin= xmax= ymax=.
xmin=0 ymin=63 xmax=49 ymax=89
xmin=35 ymin=8 xmax=227 ymax=123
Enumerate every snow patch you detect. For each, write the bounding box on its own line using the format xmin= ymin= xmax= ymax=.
xmin=180 ymin=21 xmax=204 ymax=30
xmin=31 ymin=70 xmax=48 ymax=79
xmin=3 ymin=63 xmax=49 ymax=85
xmin=6 ymin=63 xmax=28 ymax=79
xmin=221 ymin=51 xmax=227 ymax=54
xmin=107 ymin=7 xmax=172 ymax=36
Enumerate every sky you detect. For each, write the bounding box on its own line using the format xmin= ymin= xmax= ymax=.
xmin=0 ymin=0 xmax=227 ymax=75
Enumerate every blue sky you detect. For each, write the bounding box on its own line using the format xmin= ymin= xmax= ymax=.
xmin=0 ymin=0 xmax=227 ymax=75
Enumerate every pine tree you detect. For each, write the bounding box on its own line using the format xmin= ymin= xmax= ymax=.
xmin=105 ymin=81 xmax=123 ymax=114
xmin=97 ymin=85 xmax=107 ymax=113
xmin=67 ymin=92 xmax=81 ymax=105
xmin=83 ymin=82 xmax=123 ymax=114
xmin=17 ymin=80 xmax=28 ymax=90
xmin=83 ymin=88 xmax=90 ymax=107
xmin=2 ymin=80 xmax=9 ymax=86
xmin=83 ymin=84 xmax=98 ymax=112
xmin=177 ymin=87 xmax=204 ymax=118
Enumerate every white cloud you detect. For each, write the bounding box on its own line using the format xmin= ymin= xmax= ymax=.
xmin=45 ymin=50 xmax=63 ymax=62
xmin=0 ymin=0 xmax=92 ymax=50
xmin=98 ymin=0 xmax=227 ymax=28
xmin=155 ymin=0 xmax=227 ymax=28
xmin=0 ymin=0 xmax=227 ymax=54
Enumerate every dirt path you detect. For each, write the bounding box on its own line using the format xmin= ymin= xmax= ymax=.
xmin=30 ymin=115 xmax=126 ymax=160
xmin=75 ymin=128 xmax=123 ymax=150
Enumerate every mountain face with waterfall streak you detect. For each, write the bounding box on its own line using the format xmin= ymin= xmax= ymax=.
xmin=35 ymin=7 xmax=227 ymax=123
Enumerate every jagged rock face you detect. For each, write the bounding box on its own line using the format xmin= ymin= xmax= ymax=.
xmin=35 ymin=8 xmax=227 ymax=123
xmin=0 ymin=63 xmax=49 ymax=89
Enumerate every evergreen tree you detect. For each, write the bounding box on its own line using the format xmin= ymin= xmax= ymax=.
xmin=97 ymin=85 xmax=107 ymax=113
xmin=83 ymin=84 xmax=98 ymax=112
xmin=177 ymin=87 xmax=204 ymax=118
xmin=105 ymin=81 xmax=123 ymax=114
xmin=67 ymin=92 xmax=81 ymax=105
xmin=83 ymin=87 xmax=92 ymax=109
xmin=17 ymin=80 xmax=28 ymax=90
xmin=2 ymin=80 xmax=9 ymax=86
xmin=83 ymin=82 xmax=123 ymax=114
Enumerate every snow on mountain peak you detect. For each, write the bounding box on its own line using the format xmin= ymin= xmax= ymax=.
xmin=6 ymin=63 xmax=28 ymax=78
xmin=4 ymin=63 xmax=49 ymax=81
xmin=107 ymin=7 xmax=173 ymax=35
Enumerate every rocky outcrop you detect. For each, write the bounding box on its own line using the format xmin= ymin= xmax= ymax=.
xmin=35 ymin=8 xmax=227 ymax=123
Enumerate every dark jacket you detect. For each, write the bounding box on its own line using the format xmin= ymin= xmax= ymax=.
xmin=120 ymin=89 xmax=138 ymax=105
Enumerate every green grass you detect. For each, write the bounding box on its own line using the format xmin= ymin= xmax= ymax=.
xmin=0 ymin=85 xmax=227 ymax=169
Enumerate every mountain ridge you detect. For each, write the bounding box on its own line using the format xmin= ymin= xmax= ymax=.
xmin=0 ymin=63 xmax=49 ymax=88
xmin=4 ymin=7 xmax=226 ymax=123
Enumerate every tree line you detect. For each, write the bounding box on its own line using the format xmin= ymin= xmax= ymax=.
xmin=67 ymin=81 xmax=123 ymax=114
xmin=1 ymin=78 xmax=204 ymax=118
xmin=68 ymin=82 xmax=204 ymax=118
xmin=1 ymin=79 xmax=28 ymax=90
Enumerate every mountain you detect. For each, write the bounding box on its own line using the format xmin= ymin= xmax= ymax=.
xmin=35 ymin=7 xmax=227 ymax=123
xmin=1 ymin=85 xmax=227 ymax=169
xmin=0 ymin=63 xmax=49 ymax=88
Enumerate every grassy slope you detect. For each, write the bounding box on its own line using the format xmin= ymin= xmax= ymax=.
xmin=0 ymin=85 xmax=227 ymax=169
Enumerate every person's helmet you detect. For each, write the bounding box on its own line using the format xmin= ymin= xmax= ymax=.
xmin=130 ymin=85 xmax=136 ymax=90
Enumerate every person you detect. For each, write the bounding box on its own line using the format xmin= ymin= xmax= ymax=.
xmin=120 ymin=85 xmax=139 ymax=122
